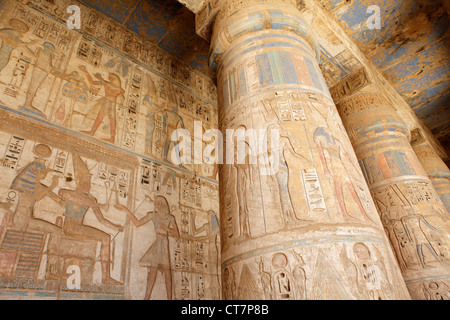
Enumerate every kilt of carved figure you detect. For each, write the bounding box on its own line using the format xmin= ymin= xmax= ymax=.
xmin=207 ymin=0 xmax=411 ymax=300
xmin=333 ymin=81 xmax=450 ymax=300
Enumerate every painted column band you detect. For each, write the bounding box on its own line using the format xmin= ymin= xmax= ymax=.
xmin=209 ymin=2 xmax=321 ymax=71
xmin=217 ymin=34 xmax=331 ymax=114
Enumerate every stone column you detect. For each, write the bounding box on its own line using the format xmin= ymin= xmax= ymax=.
xmin=410 ymin=130 xmax=450 ymax=213
xmin=331 ymin=69 xmax=450 ymax=300
xmin=198 ymin=0 xmax=410 ymax=300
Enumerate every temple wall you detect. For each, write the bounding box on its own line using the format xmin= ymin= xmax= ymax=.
xmin=0 ymin=0 xmax=220 ymax=300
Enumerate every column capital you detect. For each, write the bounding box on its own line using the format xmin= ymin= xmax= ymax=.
xmin=196 ymin=0 xmax=319 ymax=71
xmin=330 ymin=69 xmax=413 ymax=143
xmin=196 ymin=0 xmax=305 ymax=39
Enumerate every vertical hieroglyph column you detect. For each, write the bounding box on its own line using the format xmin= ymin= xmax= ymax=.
xmin=331 ymin=69 xmax=450 ymax=300
xmin=197 ymin=0 xmax=410 ymax=300
xmin=410 ymin=131 xmax=450 ymax=213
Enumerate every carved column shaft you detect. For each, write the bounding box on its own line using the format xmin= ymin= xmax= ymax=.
xmin=204 ymin=0 xmax=410 ymax=300
xmin=411 ymin=139 xmax=450 ymax=213
xmin=332 ymin=75 xmax=450 ymax=300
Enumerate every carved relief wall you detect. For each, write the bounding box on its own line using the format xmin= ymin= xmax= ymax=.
xmin=0 ymin=0 xmax=220 ymax=299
